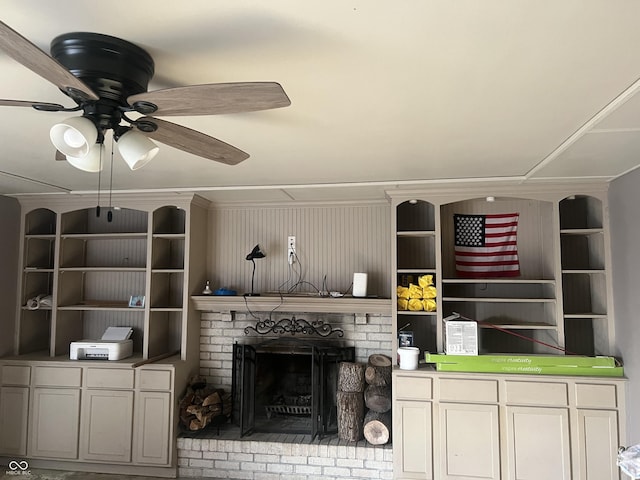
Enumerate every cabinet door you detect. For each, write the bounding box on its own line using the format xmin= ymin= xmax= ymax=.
xmin=134 ymin=391 xmax=171 ymax=465
xmin=393 ymin=400 xmax=433 ymax=479
xmin=506 ymin=406 xmax=571 ymax=480
xmin=575 ymin=409 xmax=619 ymax=480
xmin=439 ymin=403 xmax=500 ymax=480
xmin=80 ymin=389 xmax=133 ymax=463
xmin=29 ymin=387 xmax=80 ymax=459
xmin=0 ymin=387 xmax=29 ymax=456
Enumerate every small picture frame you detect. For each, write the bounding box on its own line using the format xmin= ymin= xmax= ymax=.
xmin=128 ymin=295 xmax=145 ymax=308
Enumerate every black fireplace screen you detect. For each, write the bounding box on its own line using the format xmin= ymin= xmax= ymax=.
xmin=232 ymin=338 xmax=355 ymax=439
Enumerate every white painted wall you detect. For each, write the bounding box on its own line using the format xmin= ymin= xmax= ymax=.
xmin=610 ymin=168 xmax=640 ymax=444
xmin=0 ymin=195 xmax=20 ymax=357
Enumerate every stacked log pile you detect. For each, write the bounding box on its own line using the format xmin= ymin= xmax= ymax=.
xmin=179 ymin=376 xmax=232 ymax=431
xmin=363 ymin=354 xmax=392 ymax=445
xmin=336 ymin=354 xmax=392 ymax=445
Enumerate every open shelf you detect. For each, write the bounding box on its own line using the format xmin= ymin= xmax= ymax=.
xmin=14 ymin=196 xmax=207 ymax=361
xmin=390 ymin=188 xmax=613 ymax=359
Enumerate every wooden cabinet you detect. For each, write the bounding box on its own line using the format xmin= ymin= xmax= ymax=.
xmin=80 ymin=368 xmax=135 ymax=463
xmin=0 ymin=364 xmax=31 ymax=456
xmin=438 ymin=403 xmax=500 ymax=480
xmin=575 ymin=409 xmax=619 ymax=480
xmin=134 ymin=391 xmax=171 ymax=465
xmin=133 ymin=368 xmax=173 ymax=465
xmin=29 ymin=387 xmax=80 ymax=459
xmin=0 ymin=386 xmax=29 ymax=456
xmin=505 ymin=406 xmax=571 ymax=479
xmin=393 ymin=374 xmax=434 ymax=479
xmin=0 ymin=360 xmax=183 ymax=476
xmin=388 ymin=184 xmax=614 ymax=358
xmin=394 ymin=400 xmax=433 ymax=479
xmin=81 ymin=389 xmax=134 ymax=462
xmin=392 ymin=369 xmax=626 ymax=480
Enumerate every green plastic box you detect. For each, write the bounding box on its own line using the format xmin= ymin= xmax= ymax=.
xmin=425 ymin=352 xmax=617 ymax=368
xmin=434 ymin=361 xmax=623 ymax=377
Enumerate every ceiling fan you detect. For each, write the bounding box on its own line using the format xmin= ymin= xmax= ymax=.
xmin=0 ymin=20 xmax=291 ymax=172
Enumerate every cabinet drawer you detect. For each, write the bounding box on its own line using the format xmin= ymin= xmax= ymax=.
xmin=1 ymin=365 xmax=31 ymax=386
xmin=575 ymin=383 xmax=618 ymax=408
xmin=505 ymin=381 xmax=568 ymax=406
xmin=440 ymin=378 xmax=498 ymax=403
xmin=33 ymin=366 xmax=82 ymax=387
xmin=86 ymin=368 xmax=134 ymax=389
xmin=137 ymin=369 xmax=172 ymax=390
xmin=395 ymin=375 xmax=432 ymax=400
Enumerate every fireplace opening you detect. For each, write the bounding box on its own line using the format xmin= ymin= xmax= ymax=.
xmin=232 ymin=338 xmax=354 ymax=439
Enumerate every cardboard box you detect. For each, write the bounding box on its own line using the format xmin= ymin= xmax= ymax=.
xmin=425 ymin=352 xmax=617 ymax=368
xmin=444 ymin=320 xmax=478 ymax=355
xmin=434 ymin=361 xmax=623 ymax=377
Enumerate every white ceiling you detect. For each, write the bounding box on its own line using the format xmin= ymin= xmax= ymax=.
xmin=2 ymin=0 xmax=640 ymax=203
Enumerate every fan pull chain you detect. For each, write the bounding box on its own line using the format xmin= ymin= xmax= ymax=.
xmin=108 ymin=137 xmax=114 ymax=222
xmin=96 ymin=145 xmax=103 ymax=218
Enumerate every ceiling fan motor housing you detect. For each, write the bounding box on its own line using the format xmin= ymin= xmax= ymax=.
xmin=50 ymin=32 xmax=155 ymax=106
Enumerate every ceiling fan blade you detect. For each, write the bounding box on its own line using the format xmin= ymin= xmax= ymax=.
xmin=0 ymin=21 xmax=98 ymax=103
xmin=0 ymin=99 xmax=66 ymax=111
xmin=136 ymin=117 xmax=249 ymax=165
xmin=127 ymin=82 xmax=291 ymax=116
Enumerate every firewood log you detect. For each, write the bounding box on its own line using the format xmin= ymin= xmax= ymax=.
xmin=202 ymin=390 xmax=222 ymax=407
xmin=365 ymin=354 xmax=392 ymax=387
xmin=337 ymin=391 xmax=365 ymax=441
xmin=364 ymin=385 xmax=392 ymax=413
xmin=363 ymin=410 xmax=391 ymax=445
xmin=338 ymin=362 xmax=366 ymax=393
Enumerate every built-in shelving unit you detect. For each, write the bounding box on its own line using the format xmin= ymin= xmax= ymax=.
xmin=12 ymin=194 xmax=208 ymax=363
xmin=19 ymin=208 xmax=57 ymax=355
xmin=559 ymin=195 xmax=611 ymax=356
xmin=388 ymin=184 xmax=614 ymax=360
xmin=395 ymin=200 xmax=439 ymax=353
xmin=147 ymin=206 xmax=187 ymax=359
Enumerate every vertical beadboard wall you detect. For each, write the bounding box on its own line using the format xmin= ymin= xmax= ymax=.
xmin=207 ymin=202 xmax=392 ymax=298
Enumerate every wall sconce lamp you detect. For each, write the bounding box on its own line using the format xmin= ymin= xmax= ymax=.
xmin=245 ymin=244 xmax=266 ymax=297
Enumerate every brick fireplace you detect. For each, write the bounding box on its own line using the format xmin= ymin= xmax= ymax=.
xmin=177 ymin=309 xmax=394 ymax=479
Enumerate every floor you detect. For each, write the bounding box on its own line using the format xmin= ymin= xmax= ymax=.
xmin=0 ymin=470 xmax=219 ymax=480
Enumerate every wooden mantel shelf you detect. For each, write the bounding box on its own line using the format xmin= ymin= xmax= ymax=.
xmin=191 ymin=295 xmax=392 ymax=316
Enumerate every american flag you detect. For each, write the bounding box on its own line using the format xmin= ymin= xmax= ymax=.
xmin=454 ymin=213 xmax=520 ymax=278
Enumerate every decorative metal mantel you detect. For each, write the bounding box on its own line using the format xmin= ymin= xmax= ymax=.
xmin=244 ymin=316 xmax=344 ymax=337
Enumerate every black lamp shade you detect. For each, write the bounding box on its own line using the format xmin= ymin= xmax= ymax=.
xmin=246 ymin=244 xmax=266 ymax=260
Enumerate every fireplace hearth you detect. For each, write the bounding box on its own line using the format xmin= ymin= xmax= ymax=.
xmin=232 ymin=337 xmax=355 ymax=439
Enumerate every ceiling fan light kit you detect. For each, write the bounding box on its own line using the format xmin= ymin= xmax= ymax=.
xmin=0 ymin=20 xmax=291 ymax=173
xmin=117 ymin=130 xmax=159 ymax=170
xmin=65 ymin=143 xmax=104 ymax=173
xmin=50 ymin=115 xmax=98 ymax=158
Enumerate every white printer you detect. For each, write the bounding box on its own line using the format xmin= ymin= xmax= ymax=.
xmin=70 ymin=327 xmax=134 ymax=361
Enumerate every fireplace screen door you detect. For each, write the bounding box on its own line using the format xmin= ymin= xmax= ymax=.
xmin=232 ymin=339 xmax=354 ymax=439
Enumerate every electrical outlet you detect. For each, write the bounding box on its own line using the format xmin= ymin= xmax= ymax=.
xmin=287 ymin=235 xmax=296 ymax=264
